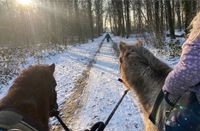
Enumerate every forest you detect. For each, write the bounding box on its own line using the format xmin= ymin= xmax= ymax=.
xmin=1 ymin=0 xmax=199 ymax=85
xmin=0 ymin=0 xmax=199 ymax=47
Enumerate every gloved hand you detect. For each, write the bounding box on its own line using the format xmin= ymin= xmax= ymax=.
xmin=85 ymin=122 xmax=105 ymax=131
xmin=163 ymin=90 xmax=181 ymax=107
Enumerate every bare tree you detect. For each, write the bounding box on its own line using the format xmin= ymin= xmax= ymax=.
xmin=94 ymin=0 xmax=104 ymax=36
xmin=87 ymin=0 xmax=94 ymax=41
xmin=165 ymin=0 xmax=175 ymax=39
xmin=176 ymin=0 xmax=182 ymax=31
xmin=124 ymin=0 xmax=131 ymax=38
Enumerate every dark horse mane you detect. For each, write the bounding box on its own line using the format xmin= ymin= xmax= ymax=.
xmin=119 ymin=41 xmax=172 ymax=131
xmin=0 ymin=64 xmax=57 ymax=131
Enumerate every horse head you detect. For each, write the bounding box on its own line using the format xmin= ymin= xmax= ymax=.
xmin=119 ymin=41 xmax=171 ymax=96
xmin=0 ymin=64 xmax=58 ymax=131
xmin=118 ymin=41 xmax=172 ymax=131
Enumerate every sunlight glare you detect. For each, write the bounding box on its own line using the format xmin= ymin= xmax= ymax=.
xmin=16 ymin=0 xmax=32 ymax=6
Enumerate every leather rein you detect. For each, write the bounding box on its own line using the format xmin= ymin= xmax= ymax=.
xmin=0 ymin=78 xmax=129 ymax=131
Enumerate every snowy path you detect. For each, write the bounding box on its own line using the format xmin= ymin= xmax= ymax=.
xmin=0 ymin=36 xmax=105 ymax=129
xmin=70 ymin=41 xmax=144 ymax=131
xmin=49 ymin=37 xmax=104 ymax=127
xmin=1 ymin=34 xmax=179 ymax=131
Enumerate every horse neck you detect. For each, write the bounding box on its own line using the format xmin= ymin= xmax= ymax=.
xmin=136 ymin=78 xmax=164 ymax=112
xmin=129 ymin=69 xmax=168 ymax=113
xmin=131 ymin=51 xmax=171 ymax=113
xmin=0 ymin=85 xmax=50 ymax=130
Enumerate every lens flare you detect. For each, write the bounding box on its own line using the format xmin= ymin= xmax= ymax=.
xmin=16 ymin=0 xmax=32 ymax=6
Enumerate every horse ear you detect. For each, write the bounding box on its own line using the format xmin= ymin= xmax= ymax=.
xmin=135 ymin=40 xmax=143 ymax=48
xmin=49 ymin=63 xmax=55 ymax=73
xmin=119 ymin=41 xmax=127 ymax=52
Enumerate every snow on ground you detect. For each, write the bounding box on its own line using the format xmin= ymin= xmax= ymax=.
xmin=0 ymin=33 xmax=183 ymax=131
xmin=49 ymin=38 xmax=103 ymax=125
xmin=71 ymin=41 xmax=144 ymax=131
xmin=53 ymin=38 xmax=103 ymax=109
xmin=0 ymin=35 xmax=105 ymax=125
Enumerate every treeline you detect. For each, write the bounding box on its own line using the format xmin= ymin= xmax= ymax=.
xmin=1 ymin=0 xmax=199 ymax=47
xmin=0 ymin=0 xmax=105 ymax=45
xmin=107 ymin=0 xmax=200 ymax=47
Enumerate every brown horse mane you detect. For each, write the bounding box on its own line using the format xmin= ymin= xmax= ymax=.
xmin=119 ymin=41 xmax=173 ymax=131
xmin=122 ymin=41 xmax=172 ymax=76
xmin=0 ymin=64 xmax=56 ymax=131
xmin=119 ymin=41 xmax=172 ymax=110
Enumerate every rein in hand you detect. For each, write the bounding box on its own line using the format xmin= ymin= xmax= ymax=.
xmin=87 ymin=78 xmax=129 ymax=131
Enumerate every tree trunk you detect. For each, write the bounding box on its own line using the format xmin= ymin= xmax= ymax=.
xmin=160 ymin=0 xmax=164 ymax=33
xmin=176 ymin=0 xmax=182 ymax=31
xmin=87 ymin=0 xmax=94 ymax=41
xmin=137 ymin=0 xmax=142 ymax=33
xmin=94 ymin=0 xmax=103 ymax=36
xmin=165 ymin=0 xmax=175 ymax=39
xmin=124 ymin=0 xmax=131 ymax=38
xmin=74 ymin=0 xmax=82 ymax=42
xmin=154 ymin=0 xmax=160 ymax=34
xmin=183 ymin=0 xmax=192 ymax=34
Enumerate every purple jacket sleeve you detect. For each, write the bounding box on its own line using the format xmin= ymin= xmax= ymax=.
xmin=163 ymin=36 xmax=200 ymax=95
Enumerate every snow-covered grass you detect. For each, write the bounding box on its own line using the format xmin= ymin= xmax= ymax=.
xmin=0 ymin=44 xmax=65 ymax=87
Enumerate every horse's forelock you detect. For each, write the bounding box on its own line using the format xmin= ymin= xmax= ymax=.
xmin=119 ymin=41 xmax=127 ymax=52
xmin=123 ymin=44 xmax=148 ymax=65
xmin=121 ymin=42 xmax=171 ymax=76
